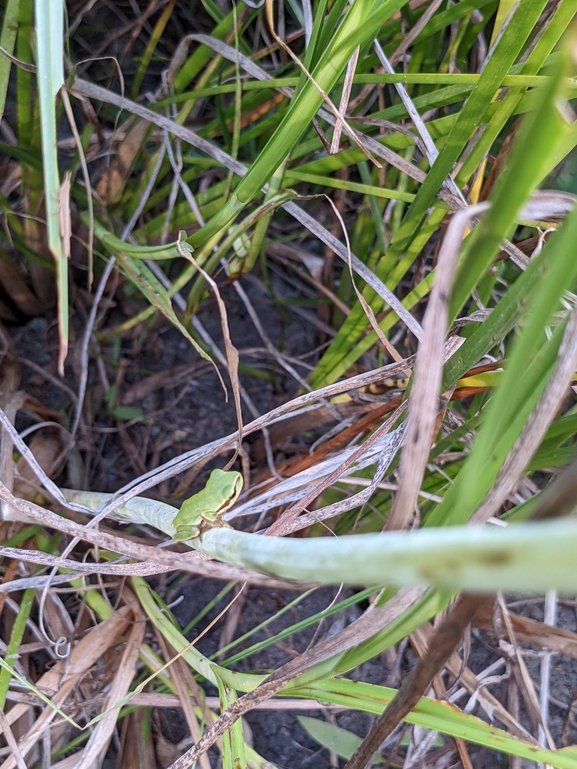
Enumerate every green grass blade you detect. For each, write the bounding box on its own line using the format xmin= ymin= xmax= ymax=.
xmin=431 ymin=202 xmax=577 ymax=527
xmin=455 ymin=0 xmax=577 ymax=188
xmin=187 ymin=0 xmax=408 ymax=247
xmin=0 ymin=588 xmax=35 ymax=707
xmin=0 ymin=0 xmax=20 ymax=122
xmin=392 ymin=0 xmax=548 ymax=251
xmin=113 ymin=253 xmax=223 ymax=376
xmin=34 ymin=0 xmax=66 ymax=372
xmin=450 ymin=46 xmax=576 ymax=318
xmin=300 ymin=679 xmax=577 ymax=769
xmin=132 ymin=577 xmax=264 ymax=693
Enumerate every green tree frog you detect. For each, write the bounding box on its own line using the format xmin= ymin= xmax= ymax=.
xmin=172 ymin=469 xmax=243 ymax=541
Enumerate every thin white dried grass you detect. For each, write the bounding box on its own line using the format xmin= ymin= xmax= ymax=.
xmin=73 ymin=617 xmax=145 ymax=769
xmin=538 ymin=590 xmax=558 ymax=755
xmin=0 ymin=606 xmax=133 ymax=767
xmin=0 ymin=483 xmax=301 ymax=589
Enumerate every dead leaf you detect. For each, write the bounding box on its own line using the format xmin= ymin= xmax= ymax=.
xmin=96 ymin=117 xmax=151 ymax=204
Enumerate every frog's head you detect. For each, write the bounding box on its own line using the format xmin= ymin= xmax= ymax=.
xmin=206 ymin=468 xmax=243 ymax=511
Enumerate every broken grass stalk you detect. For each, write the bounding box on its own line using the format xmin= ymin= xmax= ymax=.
xmin=62 ymin=489 xmax=577 ymax=594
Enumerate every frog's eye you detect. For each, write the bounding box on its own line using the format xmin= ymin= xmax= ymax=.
xmin=232 ymin=474 xmax=243 ymax=496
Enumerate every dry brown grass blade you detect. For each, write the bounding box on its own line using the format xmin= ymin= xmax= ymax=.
xmin=73 ymin=614 xmax=145 ymax=769
xmin=264 ymin=0 xmax=380 ymax=167
xmin=0 ymin=323 xmax=23 ymax=528
xmin=386 ymin=203 xmax=489 ymax=531
xmin=0 ymin=483 xmax=310 ymax=588
xmin=343 ymin=594 xmax=491 ymax=769
xmin=283 ymin=200 xmax=425 ymax=340
xmin=265 ymin=402 xmax=407 ymax=537
xmin=176 ymin=235 xmax=243 ymax=453
xmin=0 ymin=605 xmax=134 ymax=767
xmin=95 ymin=118 xmax=152 ymax=205
xmin=249 ymin=398 xmax=386 ymax=469
xmin=120 ymin=0 xmax=167 ymax=61
xmin=0 ymin=256 xmax=44 ymax=316
xmin=0 ymin=545 xmax=175 ymax=579
xmin=0 ymin=557 xmax=20 ymax=616
xmin=454 ymin=737 xmax=475 ymax=769
xmin=496 ymin=594 xmax=555 ymax=749
xmin=13 ymin=433 xmax=64 ymax=501
xmin=412 ymin=621 xmax=535 ymax=741
xmin=279 ymin=399 xmax=397 ymax=461
xmin=0 ymin=404 xmax=71 ymax=513
xmin=155 ymin=633 xmax=213 ymax=769
xmin=0 ymin=708 xmax=27 ymax=769
xmin=61 ymin=89 xmax=94 ymax=288
xmin=320 ymin=191 xmax=412 ymax=367
xmin=58 ymin=171 xmax=71 ymax=264
xmin=282 ymin=421 xmax=406 ymax=534
xmin=330 ymin=47 xmax=360 ymax=154
xmin=389 ymin=0 xmax=446 ymax=67
xmin=471 ymin=304 xmax=577 ymax=525
xmin=474 ymin=605 xmax=577 ymax=660
xmin=0 ymin=347 xmax=18 ymax=405
xmin=119 ymin=708 xmax=157 ymax=769
xmin=39 ymin=588 xmax=76 ymax=657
